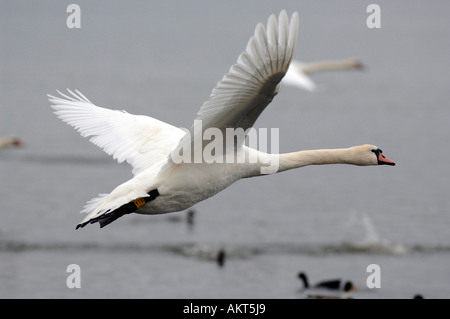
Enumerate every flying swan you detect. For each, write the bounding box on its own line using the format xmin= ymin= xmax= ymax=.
xmin=48 ymin=11 xmax=395 ymax=229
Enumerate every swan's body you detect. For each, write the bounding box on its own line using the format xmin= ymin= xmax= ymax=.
xmin=283 ymin=58 xmax=364 ymax=91
xmin=48 ymin=11 xmax=394 ymax=229
xmin=0 ymin=136 xmax=23 ymax=149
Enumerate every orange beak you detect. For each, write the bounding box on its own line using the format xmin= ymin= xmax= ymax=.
xmin=378 ymin=152 xmax=395 ymax=166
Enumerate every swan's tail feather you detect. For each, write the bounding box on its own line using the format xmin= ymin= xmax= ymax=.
xmin=76 ymin=189 xmax=160 ymax=229
xmin=81 ymin=193 xmax=109 ymax=216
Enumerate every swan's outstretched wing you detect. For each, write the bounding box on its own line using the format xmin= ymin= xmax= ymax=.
xmin=48 ymin=89 xmax=185 ymax=175
xmin=169 ymin=11 xmax=299 ymax=162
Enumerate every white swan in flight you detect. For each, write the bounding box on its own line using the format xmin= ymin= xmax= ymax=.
xmin=48 ymin=11 xmax=395 ymax=229
xmin=283 ymin=58 xmax=364 ymax=91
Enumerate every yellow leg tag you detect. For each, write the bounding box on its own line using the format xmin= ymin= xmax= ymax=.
xmin=132 ymin=197 xmax=146 ymax=209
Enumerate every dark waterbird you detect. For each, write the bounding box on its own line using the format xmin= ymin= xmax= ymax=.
xmin=298 ymin=272 xmax=357 ymax=291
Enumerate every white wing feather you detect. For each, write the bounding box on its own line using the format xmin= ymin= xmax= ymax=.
xmin=194 ymin=11 xmax=299 ymax=131
xmin=48 ymin=89 xmax=185 ymax=176
xmin=167 ymin=11 xmax=299 ymax=168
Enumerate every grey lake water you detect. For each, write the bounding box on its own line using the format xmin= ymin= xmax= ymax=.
xmin=1 ymin=0 xmax=450 ymax=299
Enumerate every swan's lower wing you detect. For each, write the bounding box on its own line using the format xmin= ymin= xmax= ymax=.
xmin=167 ymin=11 xmax=299 ymax=165
xmin=48 ymin=89 xmax=185 ymax=175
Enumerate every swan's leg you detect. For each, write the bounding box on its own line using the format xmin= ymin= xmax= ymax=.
xmin=76 ymin=189 xmax=160 ymax=229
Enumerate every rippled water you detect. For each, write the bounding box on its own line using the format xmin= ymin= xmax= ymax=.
xmin=1 ymin=1 xmax=450 ymax=299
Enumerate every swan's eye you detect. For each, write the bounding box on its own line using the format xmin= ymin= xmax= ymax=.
xmin=371 ymin=149 xmax=382 ymax=155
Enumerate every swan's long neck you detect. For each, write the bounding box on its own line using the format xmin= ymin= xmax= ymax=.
xmin=277 ymin=148 xmax=361 ymax=173
xmin=0 ymin=137 xmax=14 ymax=149
xmin=300 ymin=59 xmax=361 ymax=74
xmin=241 ymin=145 xmax=376 ymax=178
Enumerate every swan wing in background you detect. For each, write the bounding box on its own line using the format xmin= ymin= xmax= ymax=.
xmin=282 ymin=60 xmax=318 ymax=91
xmin=167 ymin=11 xmax=299 ymax=165
xmin=282 ymin=58 xmax=364 ymax=91
xmin=48 ymin=89 xmax=185 ymax=176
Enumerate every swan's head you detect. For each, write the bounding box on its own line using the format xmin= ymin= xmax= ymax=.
xmin=0 ymin=136 xmax=23 ymax=149
xmin=351 ymin=144 xmax=395 ymax=166
xmin=11 ymin=137 xmax=23 ymax=147
xmin=348 ymin=59 xmax=365 ymax=70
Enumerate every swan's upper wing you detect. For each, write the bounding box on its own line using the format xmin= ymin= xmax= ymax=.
xmin=48 ymin=89 xmax=185 ymax=175
xmin=169 ymin=11 xmax=299 ymax=162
